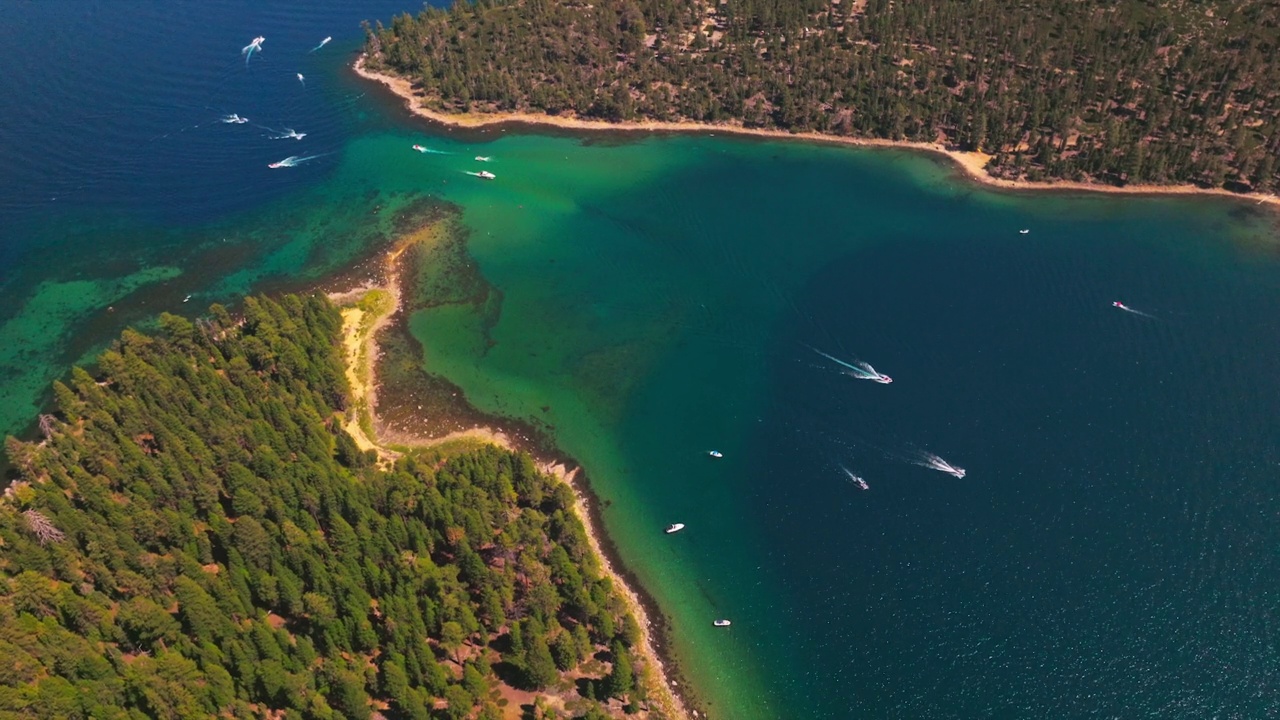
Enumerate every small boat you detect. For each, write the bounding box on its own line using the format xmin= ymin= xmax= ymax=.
xmin=1019 ymin=229 xmax=1030 ymax=234
xmin=475 ymin=156 xmax=492 ymax=162
xmin=183 ymin=295 xmax=192 ymax=303
xmin=871 ymin=374 xmax=893 ymax=384
xmin=412 ymin=144 xmax=428 ymax=153
xmin=476 ymin=170 xmax=496 ymax=179
xmin=267 ymin=160 xmax=286 ymax=169
xmin=1112 ymin=301 xmax=1126 ymax=309
xmin=665 ymin=523 xmax=685 ymax=534
xmin=713 ymin=619 xmax=731 ymax=627
xmin=708 ymin=450 xmax=723 ymax=459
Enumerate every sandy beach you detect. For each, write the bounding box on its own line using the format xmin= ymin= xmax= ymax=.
xmin=327 ymin=225 xmax=693 ymax=720
xmin=354 ymin=55 xmax=1280 ymax=210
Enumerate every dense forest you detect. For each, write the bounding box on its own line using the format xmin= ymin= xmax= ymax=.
xmin=0 ymin=295 xmax=659 ymax=719
xmin=365 ymin=0 xmax=1280 ymax=191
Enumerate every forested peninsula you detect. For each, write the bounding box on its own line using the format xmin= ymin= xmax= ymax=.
xmin=0 ymin=295 xmax=677 ymax=719
xmin=363 ymin=0 xmax=1280 ymax=193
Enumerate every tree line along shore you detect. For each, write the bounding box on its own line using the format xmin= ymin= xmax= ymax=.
xmin=0 ymin=295 xmax=679 ymax=720
xmin=362 ymin=0 xmax=1280 ymax=194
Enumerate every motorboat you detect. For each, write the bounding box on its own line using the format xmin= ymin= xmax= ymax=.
xmin=412 ymin=144 xmax=428 ymax=153
xmin=476 ymin=170 xmax=496 ymax=179
xmin=708 ymin=450 xmax=723 ymax=458
xmin=665 ymin=523 xmax=685 ymax=534
xmin=1019 ymin=229 xmax=1030 ymax=234
xmin=871 ymin=374 xmax=892 ymax=384
xmin=713 ymin=619 xmax=731 ymax=627
xmin=475 ymin=156 xmax=492 ymax=162
xmin=1112 ymin=301 xmax=1126 ymax=309
xmin=267 ymin=160 xmax=286 ymax=169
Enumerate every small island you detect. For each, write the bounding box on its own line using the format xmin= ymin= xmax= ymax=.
xmin=0 ymin=292 xmax=686 ymax=719
xmin=360 ymin=0 xmax=1280 ymax=197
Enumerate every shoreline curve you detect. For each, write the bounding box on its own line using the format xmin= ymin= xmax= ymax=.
xmin=325 ymin=224 xmax=695 ymax=720
xmin=353 ymin=54 xmax=1279 ymax=211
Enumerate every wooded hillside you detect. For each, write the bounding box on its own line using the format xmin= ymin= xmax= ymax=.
xmin=0 ymin=295 xmax=656 ymax=719
xmin=366 ymin=0 xmax=1280 ymax=190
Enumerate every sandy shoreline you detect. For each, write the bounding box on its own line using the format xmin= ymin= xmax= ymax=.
xmin=327 ymin=228 xmax=693 ymax=720
xmin=353 ymin=55 xmax=1280 ymax=210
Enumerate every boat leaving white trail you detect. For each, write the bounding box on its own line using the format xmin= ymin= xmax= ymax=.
xmin=465 ymin=171 xmax=496 ymax=180
xmin=297 ymin=73 xmax=305 ymax=87
xmin=806 ymin=345 xmax=892 ymax=383
xmin=914 ymin=451 xmax=966 ymax=479
xmin=310 ymin=36 xmax=331 ymax=53
xmin=241 ymin=36 xmax=264 ymax=65
xmin=267 ymin=153 xmax=324 ymax=169
xmin=841 ymin=466 xmax=870 ymax=490
xmin=1111 ymin=301 xmax=1155 ymax=318
xmin=267 ymin=128 xmax=306 ymax=140
xmin=221 ymin=113 xmax=249 ymax=124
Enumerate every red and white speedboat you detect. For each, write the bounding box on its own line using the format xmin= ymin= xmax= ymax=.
xmin=872 ymin=374 xmax=893 ymax=384
xmin=412 ymin=144 xmax=428 ymax=153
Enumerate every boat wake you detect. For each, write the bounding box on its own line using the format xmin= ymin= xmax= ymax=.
xmin=1111 ymin=301 xmax=1154 ymax=318
xmin=806 ymin=345 xmax=892 ymax=383
xmin=221 ymin=113 xmax=249 ymax=124
xmin=267 ymin=153 xmax=325 ymax=169
xmin=241 ymin=36 xmax=264 ymax=66
xmin=265 ymin=127 xmax=306 ymax=140
xmin=412 ymin=144 xmax=451 ymax=154
xmin=310 ymin=36 xmax=331 ymax=53
xmin=913 ymin=451 xmax=966 ymax=479
xmin=840 ymin=465 xmax=870 ymax=490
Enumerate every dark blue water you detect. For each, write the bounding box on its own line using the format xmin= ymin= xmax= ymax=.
xmin=0 ymin=0 xmax=396 ymax=225
xmin=745 ymin=215 xmax=1280 ymax=717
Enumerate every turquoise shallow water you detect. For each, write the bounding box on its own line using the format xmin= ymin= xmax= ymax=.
xmin=5 ymin=4 xmax=1280 ymax=718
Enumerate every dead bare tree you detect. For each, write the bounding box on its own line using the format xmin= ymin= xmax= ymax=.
xmin=23 ymin=509 xmax=65 ymax=545
xmin=38 ymin=414 xmax=58 ymax=440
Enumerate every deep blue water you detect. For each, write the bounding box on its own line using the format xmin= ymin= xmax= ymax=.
xmin=0 ymin=0 xmax=397 ymax=225
xmin=742 ymin=215 xmax=1280 ymax=717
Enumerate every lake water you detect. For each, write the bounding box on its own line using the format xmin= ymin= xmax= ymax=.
xmin=4 ymin=3 xmax=1280 ymax=718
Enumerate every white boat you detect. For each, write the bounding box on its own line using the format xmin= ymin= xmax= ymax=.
xmin=665 ymin=523 xmax=685 ymax=534
xmin=871 ymin=374 xmax=893 ymax=384
xmin=713 ymin=619 xmax=731 ymax=627
xmin=475 ymin=156 xmax=492 ymax=162
xmin=412 ymin=144 xmax=428 ymax=153
xmin=1019 ymin=229 xmax=1030 ymax=234
xmin=476 ymin=170 xmax=496 ymax=179
xmin=708 ymin=450 xmax=723 ymax=458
